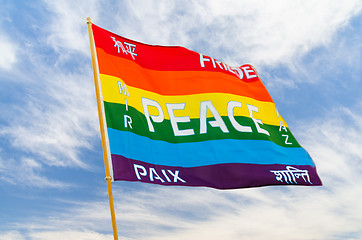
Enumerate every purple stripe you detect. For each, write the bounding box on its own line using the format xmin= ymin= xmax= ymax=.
xmin=111 ymin=154 xmax=322 ymax=189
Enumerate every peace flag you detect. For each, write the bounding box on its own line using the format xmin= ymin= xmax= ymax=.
xmin=91 ymin=24 xmax=322 ymax=189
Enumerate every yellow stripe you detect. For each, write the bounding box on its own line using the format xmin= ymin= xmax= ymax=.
xmin=100 ymin=74 xmax=288 ymax=127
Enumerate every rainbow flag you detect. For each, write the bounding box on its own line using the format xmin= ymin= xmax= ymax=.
xmin=91 ymin=24 xmax=322 ymax=189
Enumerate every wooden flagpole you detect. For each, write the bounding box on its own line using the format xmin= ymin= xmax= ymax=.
xmin=86 ymin=17 xmax=119 ymax=240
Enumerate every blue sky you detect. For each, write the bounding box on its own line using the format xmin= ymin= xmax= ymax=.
xmin=0 ymin=0 xmax=361 ymax=239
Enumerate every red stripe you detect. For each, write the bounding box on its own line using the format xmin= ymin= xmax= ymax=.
xmin=93 ymin=24 xmax=258 ymax=81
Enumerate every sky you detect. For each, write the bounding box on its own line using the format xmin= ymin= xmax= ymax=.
xmin=0 ymin=0 xmax=361 ymax=239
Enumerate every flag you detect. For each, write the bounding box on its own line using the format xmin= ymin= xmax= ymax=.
xmin=91 ymin=24 xmax=322 ymax=189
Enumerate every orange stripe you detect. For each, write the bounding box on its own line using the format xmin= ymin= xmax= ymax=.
xmin=96 ymin=48 xmax=274 ymax=102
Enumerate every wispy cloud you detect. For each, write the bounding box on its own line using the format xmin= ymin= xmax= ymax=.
xmin=0 ymin=231 xmax=25 ymax=240
xmin=0 ymin=4 xmax=18 ymax=71
xmin=0 ymin=1 xmax=103 ymax=188
xmin=260 ymin=11 xmax=361 ymax=106
xmin=297 ymin=103 xmax=362 ymax=188
xmin=105 ymin=0 xmax=362 ymax=68
xmin=0 ymin=66 xmax=99 ymax=169
xmin=0 ymin=156 xmax=68 ymax=188
xmin=29 ymin=231 xmax=114 ymax=240
xmin=0 ymin=34 xmax=17 ymax=70
xmin=0 ymin=46 xmax=100 ymax=187
xmin=43 ymin=0 xmax=100 ymax=56
xmin=0 ymin=230 xmax=112 ymax=240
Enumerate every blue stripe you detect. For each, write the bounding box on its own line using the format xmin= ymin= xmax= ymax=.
xmin=107 ymin=128 xmax=315 ymax=167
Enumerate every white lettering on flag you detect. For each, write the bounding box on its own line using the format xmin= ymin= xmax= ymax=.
xmin=142 ymin=98 xmax=165 ymax=132
xmin=200 ymin=101 xmax=229 ymax=134
xmin=111 ymin=36 xmax=137 ymax=60
xmin=166 ymin=103 xmax=194 ymax=136
xmin=247 ymin=104 xmax=270 ymax=136
xmin=133 ymin=164 xmax=186 ymax=183
xmin=227 ymin=101 xmax=252 ymax=133
xmin=270 ymin=166 xmax=312 ymax=184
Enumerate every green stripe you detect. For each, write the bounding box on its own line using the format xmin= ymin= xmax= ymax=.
xmin=104 ymin=101 xmax=301 ymax=147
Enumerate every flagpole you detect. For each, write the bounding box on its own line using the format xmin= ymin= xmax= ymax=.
xmin=86 ymin=17 xmax=119 ymax=240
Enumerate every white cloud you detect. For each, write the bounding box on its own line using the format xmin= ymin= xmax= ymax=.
xmin=0 ymin=156 xmax=69 ymax=188
xmin=0 ymin=230 xmax=114 ymax=240
xmin=0 ymin=1 xmax=103 ymax=187
xmin=0 ymin=34 xmax=17 ymax=70
xmin=43 ymin=0 xmax=100 ymax=56
xmin=297 ymin=103 xmax=362 ymax=189
xmin=0 ymin=197 xmax=120 ymax=239
xmin=272 ymin=15 xmax=361 ymax=88
xmin=107 ymin=0 xmax=362 ymax=68
xmin=0 ymin=69 xmax=99 ymax=169
xmin=29 ymin=231 xmax=114 ymax=240
xmin=0 ymin=231 xmax=25 ymax=240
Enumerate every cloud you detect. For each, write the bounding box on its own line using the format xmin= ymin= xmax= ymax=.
xmin=0 ymin=66 xmax=99 ymax=169
xmin=0 ymin=230 xmax=113 ymax=240
xmin=0 ymin=231 xmax=25 ymax=240
xmin=29 ymin=231 xmax=114 ymax=240
xmin=0 ymin=46 xmax=101 ymax=187
xmin=0 ymin=4 xmax=17 ymax=71
xmin=0 ymin=156 xmax=69 ymax=188
xmin=275 ymin=12 xmax=361 ymax=86
xmin=107 ymin=0 xmax=362 ymax=68
xmin=43 ymin=0 xmax=100 ymax=56
xmin=297 ymin=103 xmax=362 ymax=189
xmin=0 ymin=197 xmax=118 ymax=239
xmin=0 ymin=0 xmax=104 ymax=187
xmin=0 ymin=34 xmax=17 ymax=70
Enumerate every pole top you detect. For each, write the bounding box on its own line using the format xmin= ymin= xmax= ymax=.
xmin=87 ymin=17 xmax=92 ymax=24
